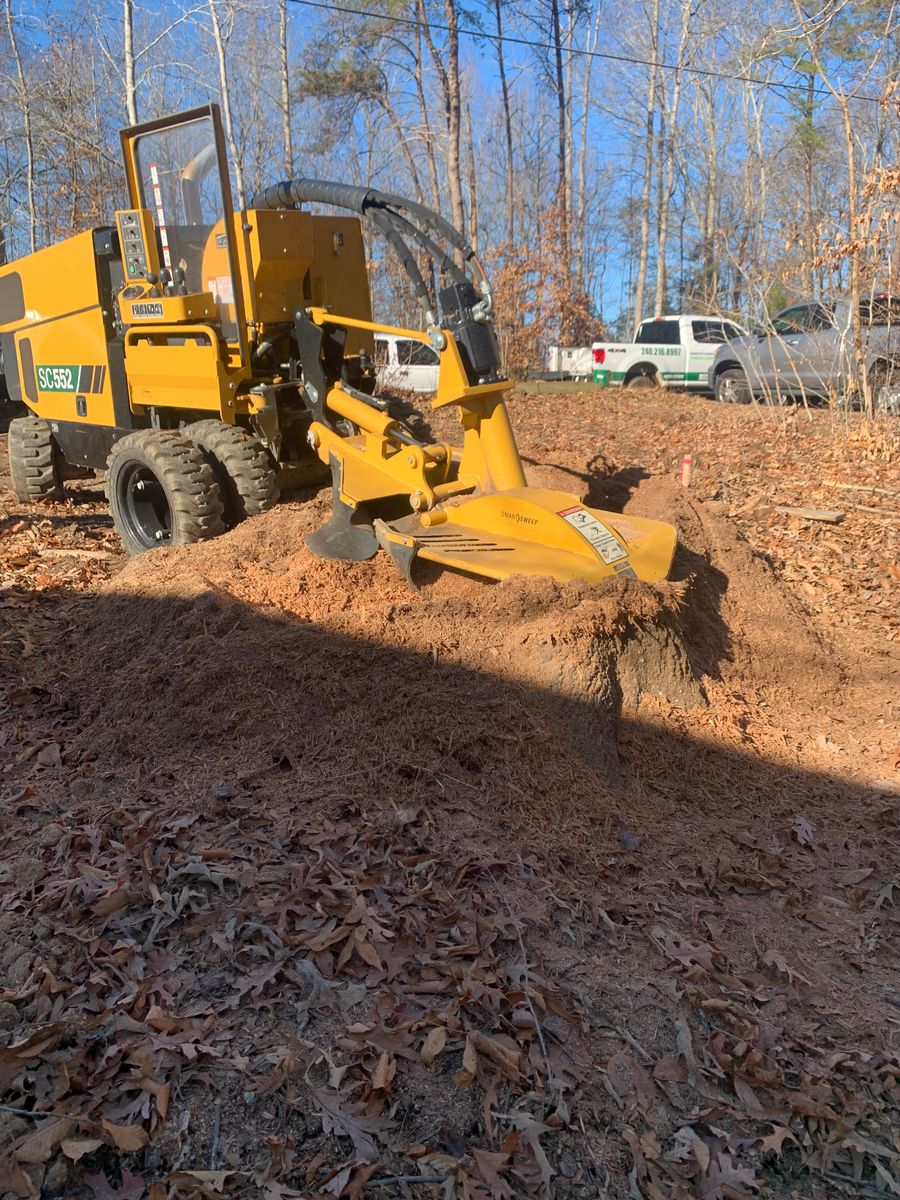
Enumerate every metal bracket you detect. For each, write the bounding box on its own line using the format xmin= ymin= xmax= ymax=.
xmin=373 ymin=519 xmax=419 ymax=591
xmin=304 ymin=454 xmax=378 ymax=562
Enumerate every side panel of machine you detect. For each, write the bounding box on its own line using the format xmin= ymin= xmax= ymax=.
xmin=235 ymin=209 xmax=315 ymax=326
xmin=309 ymin=217 xmax=373 ymax=356
xmin=0 ymin=230 xmax=119 ymax=429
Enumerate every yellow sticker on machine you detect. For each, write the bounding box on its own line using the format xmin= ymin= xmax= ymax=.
xmin=557 ymin=505 xmax=628 ymax=564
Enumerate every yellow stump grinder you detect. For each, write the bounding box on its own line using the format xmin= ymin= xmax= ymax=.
xmin=1 ymin=104 xmax=676 ymax=586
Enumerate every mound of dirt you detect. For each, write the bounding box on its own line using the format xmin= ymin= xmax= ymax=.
xmin=49 ymin=492 xmax=709 ymax=810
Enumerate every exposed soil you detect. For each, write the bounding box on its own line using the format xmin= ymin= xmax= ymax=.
xmin=0 ymin=391 xmax=898 ymax=1200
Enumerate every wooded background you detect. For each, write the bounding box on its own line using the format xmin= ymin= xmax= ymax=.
xmin=0 ymin=0 xmax=897 ymax=371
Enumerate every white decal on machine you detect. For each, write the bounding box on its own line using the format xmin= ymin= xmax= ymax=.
xmin=557 ymin=506 xmax=628 ymax=564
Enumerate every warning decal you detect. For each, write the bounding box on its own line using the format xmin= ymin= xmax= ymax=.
xmin=557 ymin=506 xmax=628 ymax=565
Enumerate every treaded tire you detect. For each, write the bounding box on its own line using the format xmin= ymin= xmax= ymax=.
xmin=870 ymin=366 xmax=900 ymax=416
xmin=8 ymin=416 xmax=64 ymax=502
xmin=626 ymin=371 xmax=657 ymax=389
xmin=106 ymin=430 xmax=225 ymax=555
xmin=188 ymin=419 xmax=279 ymax=527
xmin=714 ymin=368 xmax=751 ymax=405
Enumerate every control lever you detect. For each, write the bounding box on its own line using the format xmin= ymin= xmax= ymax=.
xmin=171 ymin=266 xmax=187 ymax=296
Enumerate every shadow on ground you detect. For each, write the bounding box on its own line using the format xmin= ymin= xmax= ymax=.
xmin=1 ymin=568 xmax=897 ymax=1198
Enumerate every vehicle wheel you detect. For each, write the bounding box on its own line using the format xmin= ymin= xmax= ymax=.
xmin=106 ymin=430 xmax=225 ymax=555
xmin=626 ymin=370 xmax=657 ymax=389
xmin=870 ymin=366 xmax=900 ymax=416
xmin=188 ymin=419 xmax=279 ymax=527
xmin=714 ymin=368 xmax=751 ymax=405
xmin=8 ymin=416 xmax=64 ymax=502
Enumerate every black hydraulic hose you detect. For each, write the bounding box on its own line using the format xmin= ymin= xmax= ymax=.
xmin=377 ymin=206 xmax=466 ymax=290
xmin=249 ymin=177 xmax=490 ymax=305
xmin=366 ymin=208 xmax=435 ymax=321
xmin=363 ymin=187 xmax=486 ymax=285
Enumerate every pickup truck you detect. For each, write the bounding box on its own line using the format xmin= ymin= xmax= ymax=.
xmin=545 ymin=345 xmax=593 ymax=380
xmin=592 ymin=314 xmax=747 ymax=391
xmin=374 ymin=331 xmax=440 ymax=393
xmin=708 ymin=295 xmax=900 ymax=413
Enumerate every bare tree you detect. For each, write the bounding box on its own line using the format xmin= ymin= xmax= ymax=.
xmin=278 ymin=0 xmax=293 ymax=175
xmin=789 ymin=0 xmax=896 ymax=417
xmin=419 ymin=0 xmax=466 ymax=236
xmin=207 ymin=0 xmax=245 ymax=207
xmin=493 ymin=0 xmax=516 ymax=247
xmin=653 ymin=0 xmax=690 ymax=316
xmin=632 ymin=0 xmax=660 ymax=334
xmin=4 ymin=0 xmax=36 ymax=251
xmin=123 ymin=0 xmax=137 ymax=124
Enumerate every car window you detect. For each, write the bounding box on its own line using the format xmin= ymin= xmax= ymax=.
xmin=770 ymin=306 xmax=810 ymax=335
xmin=723 ymin=322 xmax=744 ymax=340
xmin=636 ymin=319 xmax=680 ymax=345
xmin=374 ymin=338 xmax=388 ymax=365
xmin=691 ymin=320 xmax=732 ymax=344
xmin=807 ymin=304 xmax=835 ymax=332
xmin=396 ymin=339 xmax=439 ymax=366
xmin=860 ymin=295 xmax=900 ymax=326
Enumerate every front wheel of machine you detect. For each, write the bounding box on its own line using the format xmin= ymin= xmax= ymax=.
xmin=106 ymin=430 xmax=225 ymax=555
xmin=8 ymin=416 xmax=64 ymax=502
xmin=188 ymin=419 xmax=279 ymax=528
xmin=714 ymin=368 xmax=751 ymax=405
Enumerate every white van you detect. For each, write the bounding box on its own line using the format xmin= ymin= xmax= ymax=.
xmin=374 ymin=333 xmax=440 ymax=393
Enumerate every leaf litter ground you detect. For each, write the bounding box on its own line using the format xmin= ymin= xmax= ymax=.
xmin=0 ymin=390 xmax=898 ymax=1200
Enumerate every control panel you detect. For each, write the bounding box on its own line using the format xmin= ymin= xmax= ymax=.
xmin=115 ymin=208 xmax=160 ymax=281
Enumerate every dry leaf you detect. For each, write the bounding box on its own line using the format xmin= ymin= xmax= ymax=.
xmin=101 ymin=1120 xmax=149 ymax=1152
xmin=61 ymin=1137 xmax=103 ymax=1162
xmin=170 ymin=1172 xmax=233 ymax=1192
xmin=371 ymin=1051 xmax=396 ymax=1091
xmin=14 ymin=1118 xmax=73 ymax=1163
xmin=313 ymin=1088 xmax=393 ymax=1162
xmin=421 ymin=1026 xmax=447 ymax=1065
xmin=472 ymin=1032 xmax=522 ymax=1080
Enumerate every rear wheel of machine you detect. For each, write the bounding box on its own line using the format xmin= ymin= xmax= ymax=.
xmin=8 ymin=417 xmax=64 ymax=502
xmin=188 ymin=419 xmax=279 ymax=528
xmin=106 ymin=430 xmax=225 ymax=555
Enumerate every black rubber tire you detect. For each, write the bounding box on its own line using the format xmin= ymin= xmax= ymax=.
xmin=188 ymin=419 xmax=279 ymax=527
xmin=8 ymin=416 xmax=64 ymax=502
xmin=714 ymin=368 xmax=752 ymax=405
xmin=106 ymin=430 xmax=225 ymax=555
xmin=626 ymin=371 xmax=657 ymax=389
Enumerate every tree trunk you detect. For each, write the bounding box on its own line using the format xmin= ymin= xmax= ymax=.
xmin=803 ymin=71 xmax=815 ymax=298
xmin=700 ymin=84 xmax=719 ymax=309
xmin=279 ymin=0 xmax=293 ymax=176
xmin=5 ymin=0 xmax=37 ymax=253
xmin=415 ymin=0 xmax=445 ymax=210
xmin=419 ymin=0 xmax=465 ymax=241
xmin=494 ymin=0 xmax=515 ymax=248
xmin=123 ymin=0 xmax=138 ymax=125
xmin=632 ymin=0 xmax=660 ymax=336
xmin=443 ymin=0 xmax=465 ymax=236
xmin=549 ymin=0 xmax=569 ymax=274
xmin=207 ymin=0 xmax=245 ymax=208
xmin=576 ymin=2 xmax=602 ymax=280
xmin=654 ymin=0 xmax=689 ymax=317
xmin=465 ymin=104 xmax=478 ymax=253
xmin=838 ymin=96 xmax=867 ymax=415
